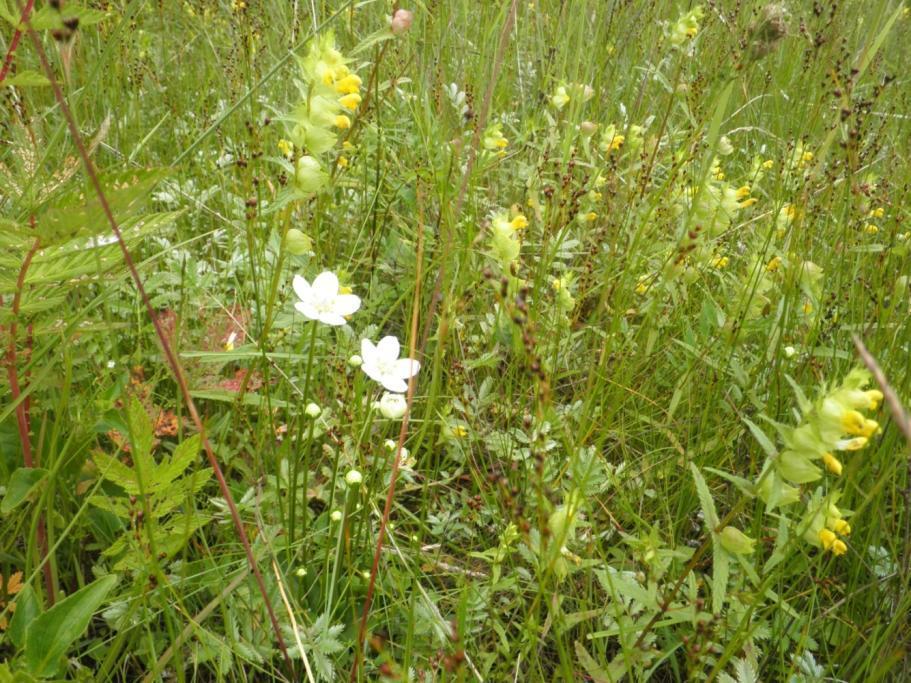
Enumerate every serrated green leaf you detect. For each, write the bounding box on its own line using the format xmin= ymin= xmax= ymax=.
xmin=690 ymin=463 xmax=719 ymax=529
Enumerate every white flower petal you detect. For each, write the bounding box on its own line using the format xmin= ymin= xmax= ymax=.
xmin=361 ymin=338 xmax=377 ymax=361
xmin=292 ymin=274 xmax=311 ymax=302
xmin=376 ymin=335 xmax=400 ymax=361
xmin=311 ymin=271 xmax=339 ymax=297
xmin=295 ymin=301 xmax=320 ymax=320
xmin=319 ymin=312 xmax=347 ymax=326
xmin=361 ymin=362 xmax=385 ymax=385
xmin=334 ymin=294 xmax=361 ymax=316
xmin=394 ymin=358 xmax=420 ymax=379
xmin=381 ymin=375 xmax=409 ymax=393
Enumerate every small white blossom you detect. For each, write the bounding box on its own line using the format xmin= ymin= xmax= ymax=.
xmin=330 ymin=510 xmax=343 ymax=522
xmin=345 ymin=469 xmax=363 ymax=486
xmin=378 ymin=392 xmax=408 ymax=419
xmin=305 ymin=402 xmax=321 ymax=418
xmin=360 ymin=335 xmax=420 ymax=393
xmin=292 ymin=271 xmax=361 ymax=326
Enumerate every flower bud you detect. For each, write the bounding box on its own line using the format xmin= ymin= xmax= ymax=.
xmin=719 ymin=526 xmax=756 ymax=555
xmin=391 ymin=9 xmax=414 ymax=35
xmin=330 ymin=510 xmax=343 ymax=522
xmin=345 ymin=469 xmax=363 ymax=486
xmin=580 ymin=120 xmax=598 ymax=136
xmin=305 ymin=402 xmax=321 ymax=418
xmin=348 ymin=353 xmax=363 ymax=367
xmin=295 ymin=156 xmax=328 ymax=194
xmin=285 ymin=228 xmax=313 ymax=256
xmin=379 ymin=392 xmax=408 ymax=419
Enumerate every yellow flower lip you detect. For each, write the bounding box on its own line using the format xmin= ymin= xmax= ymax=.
xmin=822 ymin=452 xmax=842 ymax=476
xmin=818 ymin=528 xmax=837 ymax=549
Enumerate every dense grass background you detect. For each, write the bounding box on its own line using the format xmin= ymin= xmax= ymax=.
xmin=2 ymin=0 xmax=911 ymax=680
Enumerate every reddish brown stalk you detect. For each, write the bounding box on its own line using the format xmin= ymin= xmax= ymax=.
xmin=3 ymin=238 xmax=55 ymax=604
xmin=852 ymin=335 xmax=911 ymax=577
xmin=0 ymin=0 xmax=34 ymax=83
xmin=23 ymin=23 xmax=294 ymax=673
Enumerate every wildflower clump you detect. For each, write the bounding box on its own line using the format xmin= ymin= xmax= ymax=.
xmin=758 ymin=369 xmax=881 ymax=507
xmin=288 ymin=33 xmax=362 ymax=164
xmin=668 ymin=6 xmax=704 ymax=47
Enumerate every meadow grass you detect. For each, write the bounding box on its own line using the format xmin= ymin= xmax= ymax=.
xmin=2 ymin=0 xmax=911 ymax=680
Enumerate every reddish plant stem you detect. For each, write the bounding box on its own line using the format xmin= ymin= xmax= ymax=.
xmin=3 ymin=238 xmax=56 ymax=604
xmin=23 ymin=23 xmax=294 ymax=673
xmin=0 ymin=0 xmax=34 ymax=83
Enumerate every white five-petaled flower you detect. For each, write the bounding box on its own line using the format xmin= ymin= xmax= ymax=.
xmin=360 ymin=335 xmax=420 ymax=393
xmin=292 ymin=271 xmax=361 ymax=326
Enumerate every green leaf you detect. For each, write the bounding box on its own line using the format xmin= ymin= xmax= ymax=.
xmin=743 ymin=417 xmax=777 ymax=458
xmin=1 ymin=468 xmax=49 ymax=514
xmin=3 ymin=70 xmax=50 ymax=87
xmin=35 ymin=168 xmax=169 ymax=246
xmin=155 ymin=434 xmax=201 ymax=488
xmin=24 ymin=574 xmax=118 ymax=677
xmin=689 ymin=463 xmax=719 ymax=529
xmin=125 ymin=398 xmax=154 ymax=483
xmin=7 ymin=583 xmax=40 ymax=649
xmin=574 ymin=640 xmax=610 ymax=683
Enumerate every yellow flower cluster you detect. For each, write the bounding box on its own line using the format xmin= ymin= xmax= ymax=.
xmin=289 ymin=32 xmax=363 ymax=157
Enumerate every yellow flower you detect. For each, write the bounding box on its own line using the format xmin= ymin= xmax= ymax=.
xmin=818 ymin=528 xmax=837 ymax=550
xmin=830 ymin=518 xmax=851 ymax=536
xmin=277 ymin=138 xmax=293 ymax=157
xmin=337 ymin=156 xmax=349 ymax=168
xmin=840 ymin=410 xmax=866 ymax=435
xmin=869 ymin=207 xmax=885 ymax=218
xmin=584 ymin=211 xmax=598 ymax=222
xmin=735 ymin=185 xmax=751 ymax=201
xmin=342 ymin=140 xmax=355 ymax=152
xmin=452 ymin=425 xmax=469 ymax=438
xmin=766 ymin=256 xmax=782 ymax=272
xmin=510 ymin=214 xmax=529 ymax=230
xmin=334 ymin=74 xmax=362 ymax=94
xmin=334 ymin=114 xmax=351 ymax=129
xmin=739 ymin=197 xmax=758 ymax=208
xmin=822 ymin=452 xmax=842 ymax=476
xmin=802 ymin=301 xmax=813 ymax=314
xmin=711 ymin=255 xmax=729 ymax=269
xmin=762 ymin=159 xmax=774 ymax=169
xmin=338 ymin=93 xmax=362 ymax=111
xmin=552 ymin=278 xmax=563 ymax=291
xmin=831 ymin=539 xmax=848 ymax=556
xmin=864 ymin=223 xmax=879 ymax=235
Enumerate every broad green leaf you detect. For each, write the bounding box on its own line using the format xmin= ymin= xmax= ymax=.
xmin=1 ymin=468 xmax=48 ymax=514
xmin=8 ymin=583 xmax=40 ymax=649
xmin=3 ymin=70 xmax=50 ymax=87
xmin=24 ymin=574 xmax=118 ymax=678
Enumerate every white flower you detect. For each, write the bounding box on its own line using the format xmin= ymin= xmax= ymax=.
xmin=345 ymin=469 xmax=363 ymax=486
xmin=292 ymin=271 xmax=361 ymax=326
xmin=305 ymin=403 xmax=321 ymax=418
xmin=360 ymin=335 xmax=420 ymax=393
xmin=330 ymin=510 xmax=343 ymax=522
xmin=378 ymin=392 xmax=408 ymax=419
